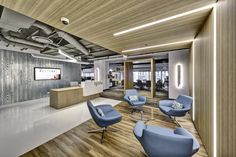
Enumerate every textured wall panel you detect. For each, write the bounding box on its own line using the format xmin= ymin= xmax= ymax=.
xmin=0 ymin=49 xmax=81 ymax=106
xmin=192 ymin=11 xmax=214 ymax=156
xmin=216 ymin=0 xmax=236 ymax=156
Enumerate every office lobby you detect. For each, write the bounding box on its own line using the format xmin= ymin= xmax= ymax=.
xmin=0 ymin=0 xmax=235 ymax=157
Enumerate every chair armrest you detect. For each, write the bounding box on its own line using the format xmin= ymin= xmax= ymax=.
xmin=124 ymin=95 xmax=134 ymax=106
xmin=159 ymin=100 xmax=174 ymax=107
xmin=138 ymin=96 xmax=146 ymax=102
xmin=124 ymin=95 xmax=130 ymax=101
xmin=133 ymin=121 xmax=146 ymax=138
xmin=96 ymin=104 xmax=113 ymax=113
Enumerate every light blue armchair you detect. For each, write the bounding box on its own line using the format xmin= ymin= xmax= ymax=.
xmin=133 ymin=121 xmax=200 ymax=157
xmin=159 ymin=95 xmax=192 ymax=119
xmin=87 ymin=100 xmax=122 ymax=143
xmin=124 ymin=89 xmax=146 ymax=114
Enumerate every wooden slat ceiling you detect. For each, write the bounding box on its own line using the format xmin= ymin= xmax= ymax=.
xmin=0 ymin=0 xmax=216 ymax=55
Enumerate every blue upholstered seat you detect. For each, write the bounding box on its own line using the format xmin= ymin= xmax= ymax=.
xmin=87 ymin=101 xmax=122 ymax=143
xmin=124 ymin=89 xmax=146 ymax=107
xmin=159 ymin=95 xmax=193 ymax=117
xmin=133 ymin=121 xmax=200 ymax=157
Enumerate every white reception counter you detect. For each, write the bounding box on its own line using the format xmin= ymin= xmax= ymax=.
xmin=81 ymin=80 xmax=103 ymax=96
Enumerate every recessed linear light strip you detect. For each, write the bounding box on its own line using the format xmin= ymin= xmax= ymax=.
xmin=58 ymin=49 xmax=77 ymax=62
xmin=213 ymin=5 xmax=217 ymax=157
xmin=122 ymin=40 xmax=193 ymax=53
xmin=192 ymin=40 xmax=195 ymax=121
xmin=113 ymin=4 xmax=215 ymax=36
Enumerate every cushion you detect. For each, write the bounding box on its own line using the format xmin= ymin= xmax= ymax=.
xmin=159 ymin=105 xmax=172 ymax=113
xmin=128 ymin=95 xmax=139 ymax=102
xmin=96 ymin=107 xmax=105 ymax=116
xmin=171 ymin=101 xmax=184 ymax=109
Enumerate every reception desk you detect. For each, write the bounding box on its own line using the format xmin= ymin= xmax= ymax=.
xmin=81 ymin=80 xmax=103 ymax=96
xmin=50 ymin=81 xmax=103 ymax=109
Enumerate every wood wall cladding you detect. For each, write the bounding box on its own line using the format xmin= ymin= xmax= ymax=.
xmin=0 ymin=49 xmax=81 ymax=106
xmin=216 ymin=0 xmax=236 ymax=156
xmin=0 ymin=0 xmax=215 ymax=54
xmin=192 ymin=0 xmax=236 ymax=156
xmin=124 ymin=61 xmax=133 ymax=90
xmin=150 ymin=58 xmax=156 ymax=98
xmin=192 ymin=11 xmax=214 ymax=156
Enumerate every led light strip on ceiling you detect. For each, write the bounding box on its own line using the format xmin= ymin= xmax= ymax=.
xmin=58 ymin=49 xmax=77 ymax=62
xmin=122 ymin=40 xmax=193 ymax=53
xmin=113 ymin=4 xmax=215 ymax=36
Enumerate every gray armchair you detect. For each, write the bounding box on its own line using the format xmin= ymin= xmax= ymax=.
xmin=124 ymin=89 xmax=146 ymax=113
xmin=159 ymin=95 xmax=192 ymax=126
xmin=87 ymin=100 xmax=122 ymax=143
xmin=133 ymin=121 xmax=200 ymax=157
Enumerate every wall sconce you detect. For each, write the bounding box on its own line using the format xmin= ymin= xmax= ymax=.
xmin=176 ymin=63 xmax=183 ymax=88
xmin=96 ymin=67 xmax=100 ymax=81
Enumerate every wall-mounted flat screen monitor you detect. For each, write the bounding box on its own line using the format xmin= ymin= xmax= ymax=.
xmin=34 ymin=67 xmax=61 ymax=80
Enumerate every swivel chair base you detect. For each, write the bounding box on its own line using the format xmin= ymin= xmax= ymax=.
xmin=130 ymin=107 xmax=149 ymax=122
xmin=88 ymin=126 xmax=119 ymax=143
xmin=169 ymin=116 xmax=182 ymax=127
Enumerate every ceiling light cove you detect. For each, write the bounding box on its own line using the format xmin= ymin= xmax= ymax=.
xmin=113 ymin=4 xmax=215 ymax=36
xmin=122 ymin=40 xmax=193 ymax=53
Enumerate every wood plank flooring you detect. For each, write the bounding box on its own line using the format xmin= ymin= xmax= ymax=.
xmin=21 ymin=102 xmax=208 ymax=157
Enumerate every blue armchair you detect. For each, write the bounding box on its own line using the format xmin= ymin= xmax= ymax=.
xmin=133 ymin=121 xmax=200 ymax=157
xmin=87 ymin=100 xmax=122 ymax=143
xmin=124 ymin=89 xmax=146 ymax=109
xmin=124 ymin=89 xmax=146 ymax=117
xmin=159 ymin=95 xmax=192 ymax=126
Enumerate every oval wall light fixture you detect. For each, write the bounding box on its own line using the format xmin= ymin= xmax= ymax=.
xmin=175 ymin=63 xmax=183 ymax=88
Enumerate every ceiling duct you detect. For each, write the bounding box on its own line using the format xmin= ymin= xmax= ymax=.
xmin=1 ymin=30 xmax=46 ymax=48
xmin=32 ymin=21 xmax=53 ymax=35
xmin=1 ymin=29 xmax=58 ymax=50
xmin=0 ymin=34 xmax=41 ymax=51
xmin=0 ymin=8 xmax=35 ymax=32
xmin=57 ymin=31 xmax=90 ymax=55
xmin=32 ymin=21 xmax=90 ymax=56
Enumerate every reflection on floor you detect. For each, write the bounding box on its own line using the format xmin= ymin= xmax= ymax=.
xmin=22 ymin=102 xmax=208 ymax=157
xmin=0 ymin=97 xmax=121 ymax=157
xmin=101 ymin=88 xmax=168 ymax=106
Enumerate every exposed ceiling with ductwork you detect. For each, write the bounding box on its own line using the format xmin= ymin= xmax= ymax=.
xmin=0 ymin=6 xmax=118 ymax=63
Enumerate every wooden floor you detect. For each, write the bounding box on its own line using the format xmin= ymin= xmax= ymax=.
xmin=22 ymin=102 xmax=208 ymax=157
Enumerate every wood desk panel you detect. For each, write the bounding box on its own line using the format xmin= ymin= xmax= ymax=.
xmin=50 ymin=87 xmax=99 ymax=109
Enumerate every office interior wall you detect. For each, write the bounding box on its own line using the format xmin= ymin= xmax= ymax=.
xmin=168 ymin=49 xmax=190 ymax=99
xmin=0 ymin=49 xmax=81 ymax=106
xmin=191 ymin=1 xmax=236 ymax=156
xmin=216 ymin=0 xmax=236 ymax=156
xmin=192 ymin=10 xmax=214 ymax=156
xmin=94 ymin=60 xmax=109 ymax=90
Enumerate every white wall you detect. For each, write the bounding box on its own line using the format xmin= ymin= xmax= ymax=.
xmin=94 ymin=60 xmax=110 ymax=90
xmin=169 ymin=49 xmax=190 ymax=99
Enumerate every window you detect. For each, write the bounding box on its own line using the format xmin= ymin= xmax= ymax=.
xmin=155 ymin=71 xmax=169 ymax=83
xmin=133 ymin=71 xmax=151 ymax=82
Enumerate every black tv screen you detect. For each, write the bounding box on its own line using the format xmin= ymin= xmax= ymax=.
xmin=34 ymin=67 xmax=61 ymax=80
